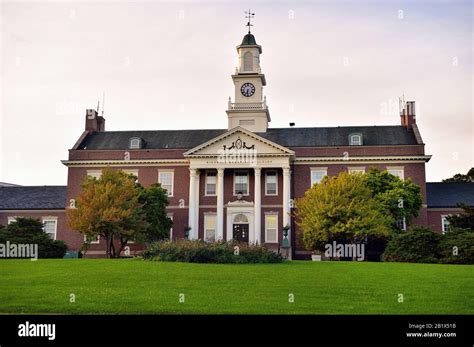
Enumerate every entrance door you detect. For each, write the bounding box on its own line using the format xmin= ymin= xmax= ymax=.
xmin=233 ymin=224 xmax=249 ymax=243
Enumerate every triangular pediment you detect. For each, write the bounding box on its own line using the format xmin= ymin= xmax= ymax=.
xmin=183 ymin=127 xmax=294 ymax=157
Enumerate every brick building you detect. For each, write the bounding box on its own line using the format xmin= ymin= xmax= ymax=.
xmin=0 ymin=31 xmax=472 ymax=258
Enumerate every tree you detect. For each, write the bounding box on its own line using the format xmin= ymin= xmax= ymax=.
xmin=0 ymin=218 xmax=67 ymax=258
xmin=67 ymin=169 xmax=147 ymax=258
xmin=443 ymin=168 xmax=474 ymax=183
xmin=135 ymin=183 xmax=173 ymax=244
xmin=295 ymin=172 xmax=391 ymax=254
xmin=446 ymin=204 xmax=474 ymax=231
xmin=363 ymin=168 xmax=422 ymax=231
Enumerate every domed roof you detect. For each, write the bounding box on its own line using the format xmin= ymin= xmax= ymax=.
xmin=241 ymin=33 xmax=257 ymax=45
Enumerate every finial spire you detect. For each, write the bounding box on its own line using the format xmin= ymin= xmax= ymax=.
xmin=245 ymin=10 xmax=255 ymax=34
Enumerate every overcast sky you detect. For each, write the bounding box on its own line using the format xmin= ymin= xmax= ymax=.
xmin=1 ymin=0 xmax=472 ymax=185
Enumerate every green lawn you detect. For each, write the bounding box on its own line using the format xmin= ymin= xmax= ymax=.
xmin=0 ymin=259 xmax=472 ymax=314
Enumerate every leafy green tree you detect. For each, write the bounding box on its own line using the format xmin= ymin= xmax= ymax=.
xmin=442 ymin=168 xmax=474 ymax=182
xmin=295 ymin=172 xmax=391 ymax=253
xmin=67 ymin=168 xmax=147 ymax=258
xmin=136 ymin=183 xmax=173 ymax=243
xmin=364 ymin=168 xmax=422 ymax=231
xmin=438 ymin=228 xmax=474 ymax=264
xmin=0 ymin=218 xmax=67 ymax=258
xmin=446 ymin=204 xmax=474 ymax=231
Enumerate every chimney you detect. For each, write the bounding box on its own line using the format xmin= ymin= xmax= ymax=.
xmin=85 ymin=109 xmax=105 ymax=133
xmin=400 ymin=100 xmax=416 ymax=129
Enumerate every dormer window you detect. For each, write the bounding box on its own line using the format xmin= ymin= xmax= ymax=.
xmin=349 ymin=133 xmax=363 ymax=146
xmin=129 ymin=137 xmax=143 ymax=149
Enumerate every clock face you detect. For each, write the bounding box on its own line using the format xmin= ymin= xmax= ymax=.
xmin=241 ymin=83 xmax=256 ymax=97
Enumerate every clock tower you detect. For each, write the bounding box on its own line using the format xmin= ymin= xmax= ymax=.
xmin=226 ymin=19 xmax=271 ymax=133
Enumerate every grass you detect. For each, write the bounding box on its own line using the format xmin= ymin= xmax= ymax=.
xmin=0 ymin=259 xmax=472 ymax=314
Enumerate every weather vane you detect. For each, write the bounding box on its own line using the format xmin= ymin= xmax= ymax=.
xmin=245 ymin=10 xmax=255 ymax=34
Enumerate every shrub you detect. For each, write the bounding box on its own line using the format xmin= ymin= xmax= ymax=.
xmin=382 ymin=226 xmax=441 ymax=263
xmin=0 ymin=218 xmax=67 ymax=258
xmin=143 ymin=239 xmax=284 ymax=263
xmin=439 ymin=228 xmax=474 ymax=264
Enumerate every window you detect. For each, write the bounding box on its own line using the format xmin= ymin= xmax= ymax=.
xmin=348 ymin=167 xmax=366 ymax=175
xmin=87 ymin=170 xmax=102 ymax=179
xmin=441 ymin=216 xmax=450 ymax=234
xmin=84 ymin=235 xmax=100 ymax=244
xmin=7 ymin=217 xmax=16 ymax=225
xmin=243 ymin=51 xmax=253 ymax=71
xmin=310 ymin=168 xmax=327 ymax=186
xmin=204 ymin=214 xmax=216 ymax=242
xmin=158 ymin=170 xmax=174 ymax=196
xmin=42 ymin=218 xmax=57 ymax=240
xmin=234 ymin=171 xmax=249 ymax=195
xmin=129 ymin=137 xmax=143 ymax=149
xmin=387 ymin=167 xmax=405 ymax=180
xmin=395 ymin=217 xmax=406 ymax=231
xmin=265 ymin=170 xmax=278 ymax=195
xmin=205 ymin=171 xmax=217 ymax=196
xmin=122 ymin=169 xmax=139 ymax=182
xmin=265 ymin=214 xmax=278 ymax=243
xmin=349 ymin=134 xmax=363 ymax=146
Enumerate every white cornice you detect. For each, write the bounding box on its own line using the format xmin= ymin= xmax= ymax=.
xmin=61 ymin=159 xmax=189 ymax=167
xmin=293 ymin=155 xmax=432 ymax=164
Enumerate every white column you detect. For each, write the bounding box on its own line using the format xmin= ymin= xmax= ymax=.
xmin=216 ymin=168 xmax=224 ymax=241
xmin=282 ymin=167 xmax=292 ymax=258
xmin=195 ymin=170 xmax=200 ymax=240
xmin=254 ymin=167 xmax=261 ymax=244
xmin=188 ymin=168 xmax=197 ymax=239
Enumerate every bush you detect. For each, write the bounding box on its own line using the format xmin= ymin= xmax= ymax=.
xmin=142 ymin=239 xmax=284 ymax=263
xmin=382 ymin=226 xmax=441 ymax=263
xmin=438 ymin=228 xmax=474 ymax=264
xmin=0 ymin=218 xmax=67 ymax=259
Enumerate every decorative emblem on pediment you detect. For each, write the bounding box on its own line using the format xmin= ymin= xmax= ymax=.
xmin=223 ymin=136 xmax=255 ymax=150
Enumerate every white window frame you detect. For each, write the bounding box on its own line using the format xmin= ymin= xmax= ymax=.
xmin=122 ymin=169 xmax=139 ymax=182
xmin=310 ymin=168 xmax=327 ymax=186
xmin=348 ymin=167 xmax=366 ymax=174
xmin=386 ymin=167 xmax=405 ymax=180
xmin=441 ymin=215 xmax=450 ymax=234
xmin=233 ymin=170 xmax=249 ymax=196
xmin=84 ymin=235 xmax=100 ymax=244
xmin=396 ymin=217 xmax=407 ymax=231
xmin=129 ymin=137 xmax=142 ymax=149
xmin=265 ymin=170 xmax=278 ymax=196
xmin=265 ymin=213 xmax=278 ymax=243
xmin=204 ymin=214 xmax=217 ymax=242
xmin=87 ymin=170 xmax=102 ymax=179
xmin=42 ymin=217 xmax=58 ymax=240
xmin=7 ymin=217 xmax=17 ymax=225
xmin=158 ymin=170 xmax=174 ymax=197
xmin=349 ymin=134 xmax=363 ymax=146
xmin=205 ymin=170 xmax=217 ymax=196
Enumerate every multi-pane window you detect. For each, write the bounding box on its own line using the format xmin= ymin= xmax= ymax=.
xmin=205 ymin=171 xmax=217 ymax=196
xmin=265 ymin=214 xmax=278 ymax=243
xmin=42 ymin=219 xmax=57 ymax=240
xmin=167 ymin=213 xmax=174 ymax=240
xmin=310 ymin=169 xmax=327 ymax=186
xmin=441 ymin=216 xmax=450 ymax=234
xmin=265 ymin=171 xmax=278 ymax=195
xmin=7 ymin=217 xmax=16 ymax=225
xmin=395 ymin=217 xmax=407 ymax=231
xmin=158 ymin=171 xmax=174 ymax=196
xmin=234 ymin=171 xmax=249 ymax=195
xmin=387 ymin=168 xmax=404 ymax=180
xmin=349 ymin=134 xmax=363 ymax=146
xmin=348 ymin=167 xmax=365 ymax=175
xmin=204 ymin=215 xmax=216 ymax=242
xmin=122 ymin=169 xmax=139 ymax=182
xmin=129 ymin=137 xmax=142 ymax=149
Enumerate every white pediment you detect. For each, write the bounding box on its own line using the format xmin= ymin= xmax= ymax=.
xmin=183 ymin=127 xmax=294 ymax=157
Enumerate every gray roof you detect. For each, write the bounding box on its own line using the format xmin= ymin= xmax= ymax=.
xmin=427 ymin=182 xmax=474 ymax=208
xmin=0 ymin=186 xmax=66 ymax=210
xmin=77 ymin=126 xmax=418 ymax=150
